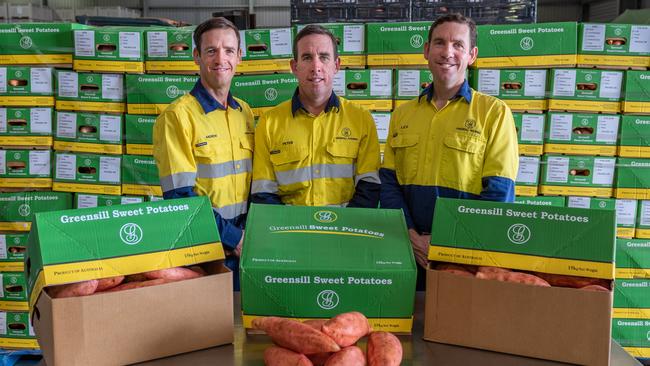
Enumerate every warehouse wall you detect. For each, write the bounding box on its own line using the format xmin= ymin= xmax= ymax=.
xmin=537 ymin=0 xmax=582 ymax=22
xmin=586 ymin=0 xmax=620 ymax=22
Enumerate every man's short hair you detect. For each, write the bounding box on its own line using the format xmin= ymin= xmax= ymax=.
xmin=193 ymin=17 xmax=241 ymax=55
xmin=292 ymin=24 xmax=339 ymax=60
xmin=427 ymin=13 xmax=477 ymax=49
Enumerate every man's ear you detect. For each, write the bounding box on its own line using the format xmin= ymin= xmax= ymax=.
xmin=468 ymin=46 xmax=478 ymax=66
xmin=290 ymin=58 xmax=297 ymax=74
xmin=193 ymin=47 xmax=200 ymax=65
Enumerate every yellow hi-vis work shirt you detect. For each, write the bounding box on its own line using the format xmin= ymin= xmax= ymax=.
xmin=252 ymin=93 xmax=380 ymax=206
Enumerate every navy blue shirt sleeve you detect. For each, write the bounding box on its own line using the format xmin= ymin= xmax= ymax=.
xmin=379 ymin=168 xmax=415 ymax=229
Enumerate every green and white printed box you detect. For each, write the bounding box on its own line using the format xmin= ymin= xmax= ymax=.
xmin=0 ymin=67 xmax=53 ymax=107
xmin=54 ymin=111 xmax=123 ymax=155
xmin=544 ymin=112 xmax=619 ymax=156
xmin=241 ymin=204 xmax=417 ymax=332
xmin=239 ymin=28 xmax=292 ymax=73
xmin=146 ymin=195 xmax=164 ymax=202
xmin=469 ymin=69 xmax=547 ymax=111
xmin=613 ymin=279 xmax=650 ymax=320
xmin=121 ymin=154 xmax=161 ymax=197
xmin=0 ymin=149 xmax=51 ymax=189
xmin=475 ymin=22 xmax=577 ymax=68
xmin=73 ymin=26 xmax=145 ymax=73
xmin=0 ymin=311 xmax=37 ymax=349
xmin=74 ymin=193 xmax=144 ymax=209
xmin=145 ymin=26 xmax=197 ymax=73
xmin=0 ymin=107 xmax=52 ymax=147
xmin=394 ymin=69 xmax=431 ymax=108
xmin=548 ymin=68 xmax=623 ymax=113
xmin=332 ymin=69 xmax=393 ymax=111
xmin=0 ymin=191 xmax=72 ymax=232
xmin=514 ymin=195 xmax=566 ymax=207
xmin=0 ymin=23 xmax=75 ymax=66
xmin=231 ymin=73 xmax=298 ymax=117
xmin=0 ymin=272 xmax=28 ymax=311
xmin=566 ymin=197 xmax=636 ymax=238
xmin=615 ymin=158 xmax=650 ymax=200
xmin=125 ymin=114 xmax=155 ymax=156
xmin=635 ymin=201 xmax=650 ymax=239
xmin=513 ymin=113 xmax=545 ymax=155
xmin=613 ymin=318 xmax=650 ymax=359
xmin=126 ymin=74 xmax=198 ymax=115
xmin=615 ymin=238 xmax=650 ymax=278
xmin=366 ymin=22 xmax=430 ymax=67
xmin=540 ymin=154 xmax=616 ymax=197
xmin=371 ymin=112 xmax=390 ymax=144
xmin=53 ymin=152 xmax=122 ymax=196
xmin=55 ymin=70 xmax=125 ymax=113
xmin=578 ymin=23 xmax=650 ymax=68
xmin=0 ymin=233 xmax=28 ymax=272
xmin=623 ymin=70 xmax=650 ymax=114
xmin=619 ymin=115 xmax=650 ymax=158
xmin=515 ymin=156 xmax=540 ymax=197
xmin=295 ymin=23 xmax=365 ymax=67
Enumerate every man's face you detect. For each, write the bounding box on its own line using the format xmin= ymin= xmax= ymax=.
xmin=424 ymin=21 xmax=477 ymax=88
xmin=290 ymin=34 xmax=340 ymax=102
xmin=194 ymin=28 xmax=241 ymax=92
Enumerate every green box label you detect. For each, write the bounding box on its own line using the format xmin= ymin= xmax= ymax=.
xmin=513 ymin=113 xmax=545 ymax=145
xmin=0 ymin=234 xmax=28 ymax=263
xmin=126 ymin=74 xmax=198 ymax=105
xmin=477 ymin=22 xmax=577 ymax=59
xmin=295 ymin=23 xmax=364 ymax=56
xmin=55 ymin=111 xmax=122 ymax=145
xmin=55 ymin=70 xmax=124 ymax=102
xmin=470 ymin=69 xmax=547 ymax=100
xmin=0 ymin=312 xmax=33 ymax=339
xmin=231 ymin=73 xmax=297 ymax=108
xmin=616 ymin=158 xmax=650 ymax=190
xmin=0 ymin=107 xmax=52 ymax=136
xmin=74 ymin=26 xmax=144 ymax=61
xmin=624 ymin=71 xmax=650 ymax=103
xmin=614 ymin=279 xmax=650 ymax=308
xmin=514 ymin=196 xmax=566 ymax=207
xmin=0 ymin=67 xmax=53 ymax=96
xmin=0 ymin=192 xmax=72 ymax=223
xmin=619 ymin=115 xmax=650 ymax=148
xmin=145 ymin=26 xmax=195 ymax=61
xmin=546 ymin=112 xmax=619 ymax=146
xmin=616 ymin=239 xmax=650 ymax=271
xmin=75 ymin=193 xmax=144 ymax=209
xmin=0 ymin=150 xmax=50 ymax=178
xmin=0 ymin=23 xmax=73 ymax=57
xmin=550 ymin=68 xmax=623 ymax=101
xmin=333 ymin=69 xmax=392 ymax=99
xmin=516 ymin=156 xmax=540 ymax=186
xmin=241 ymin=28 xmax=293 ymax=60
xmin=54 ymin=152 xmax=121 ymax=185
xmin=580 ymin=23 xmax=650 ymax=56
xmin=122 ymin=155 xmax=160 ymax=186
xmin=613 ymin=318 xmax=650 ymax=349
xmin=0 ymin=273 xmax=27 ymax=302
xmin=541 ymin=155 xmax=616 ymax=187
xmin=366 ymin=22 xmax=430 ymax=55
xmin=125 ymin=114 xmax=155 ymax=145
xmin=394 ymin=69 xmax=431 ymax=99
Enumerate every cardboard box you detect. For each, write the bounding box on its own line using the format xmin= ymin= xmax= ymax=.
xmin=548 ymin=68 xmax=623 ymax=113
xmin=540 ymin=154 xmax=616 ymax=197
xmin=469 ymin=69 xmax=547 ymax=111
xmin=622 ymin=70 xmax=650 ymax=114
xmin=332 ymin=69 xmax=393 ymax=111
xmin=567 ymin=197 xmax=637 ymax=238
xmin=618 ymin=115 xmax=650 ymax=158
xmin=0 ymin=233 xmax=28 ymax=272
xmin=231 ymin=73 xmax=298 ymax=117
xmin=475 ymin=22 xmax=578 ymax=68
xmin=144 ymin=26 xmax=198 ymax=73
xmin=54 ymin=111 xmax=123 ymax=155
xmin=578 ymin=23 xmax=650 ymax=68
xmin=0 ymin=23 xmax=74 ymax=66
xmin=0 ymin=272 xmax=27 ymax=311
xmin=0 ymin=191 xmax=72 ymax=232
xmin=514 ymin=195 xmax=566 ymax=207
xmin=613 ymin=318 xmax=650 ymax=359
xmin=55 ymin=70 xmax=125 ymax=113
xmin=295 ymin=23 xmax=366 ymax=67
xmin=366 ymin=22 xmax=430 ymax=67
xmin=0 ymin=149 xmax=51 ymax=189
xmin=635 ymin=201 xmax=650 ymax=239
xmin=613 ymin=279 xmax=650 ymax=319
xmin=0 ymin=311 xmax=37 ymax=349
xmin=26 ymin=197 xmax=233 ymax=365
xmin=0 ymin=107 xmax=52 ymax=147
xmin=615 ymin=158 xmax=650 ymax=199
xmin=126 ymin=74 xmax=198 ymax=115
xmin=393 ymin=69 xmax=431 ymax=108
xmin=73 ymin=26 xmax=145 ymax=73
xmin=53 ymin=152 xmax=122 ymax=195
xmin=513 ymin=112 xmax=545 ymax=155
xmin=240 ymin=204 xmax=417 ymax=332
xmin=0 ymin=67 xmax=53 ymax=107
xmin=544 ymin=112 xmax=619 ymax=156
xmin=125 ymin=114 xmax=155 ymax=155
xmin=74 ymin=193 xmax=143 ymax=209
xmin=615 ymin=238 xmax=650 ymax=278
xmin=425 ymin=198 xmax=615 ymax=366
xmin=239 ymin=28 xmax=292 ymax=73
xmin=121 ymin=154 xmax=161 ymax=196
xmin=515 ymin=155 xmax=540 ymax=197
xmin=370 ymin=112 xmax=390 ymax=144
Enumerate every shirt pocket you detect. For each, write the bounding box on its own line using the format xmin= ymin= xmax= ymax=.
xmin=326 ymin=141 xmax=359 ymax=164
xmin=270 ymin=146 xmax=308 ymax=187
xmin=193 ymin=140 xmax=228 ymax=164
xmin=391 ymin=133 xmax=419 ymax=184
xmin=441 ymin=132 xmax=487 ymax=188
xmin=239 ymin=135 xmax=254 ymax=159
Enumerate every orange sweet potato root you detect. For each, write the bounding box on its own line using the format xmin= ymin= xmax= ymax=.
xmin=264 ymin=346 xmax=314 ymax=366
xmin=95 ymin=276 xmax=125 ymax=292
xmin=534 ymin=272 xmax=611 ymax=290
xmin=142 ymin=267 xmax=204 ymax=281
xmin=321 ymin=312 xmax=370 ymax=347
xmin=476 ymin=271 xmax=551 ymax=287
xmin=367 ymin=331 xmax=402 ymax=366
xmin=324 ymin=346 xmax=365 ymax=366
xmin=47 ymin=280 xmax=99 ymax=298
xmin=253 ymin=317 xmax=341 ymax=355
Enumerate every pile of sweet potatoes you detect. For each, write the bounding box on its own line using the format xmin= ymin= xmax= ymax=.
xmin=45 ymin=266 xmax=206 ymax=298
xmin=254 ymin=311 xmax=403 ymax=366
xmin=435 ymin=263 xmax=611 ymax=291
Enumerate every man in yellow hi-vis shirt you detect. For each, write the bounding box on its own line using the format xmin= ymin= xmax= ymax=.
xmin=251 ymin=25 xmax=380 ymax=207
xmin=153 ymin=18 xmax=254 ymax=290
xmin=381 ymin=14 xmax=518 ymax=289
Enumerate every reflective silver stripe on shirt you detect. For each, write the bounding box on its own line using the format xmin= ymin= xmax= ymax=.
xmin=215 ymin=200 xmax=248 ymax=220
xmin=355 ymin=171 xmax=380 ymax=185
xmin=160 ymin=172 xmax=196 ymax=191
xmin=251 ymin=179 xmax=279 ymax=194
xmin=197 ymin=158 xmax=252 ymax=179
xmin=326 ymin=202 xmax=349 ymax=207
xmin=275 ymin=164 xmax=354 ymax=186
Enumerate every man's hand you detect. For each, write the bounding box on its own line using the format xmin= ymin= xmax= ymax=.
xmin=409 ymin=229 xmax=430 ymax=269
xmin=233 ymin=231 xmax=244 ymax=258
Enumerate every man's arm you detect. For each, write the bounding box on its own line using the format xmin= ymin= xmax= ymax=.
xmin=251 ymin=115 xmax=283 ymax=205
xmin=348 ymin=111 xmax=381 ymax=208
xmin=480 ymin=103 xmax=518 ymax=202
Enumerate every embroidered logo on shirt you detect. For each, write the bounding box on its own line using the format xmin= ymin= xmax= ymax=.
xmin=336 ymin=127 xmax=358 ymax=141
xmin=456 ymin=119 xmax=481 ymax=134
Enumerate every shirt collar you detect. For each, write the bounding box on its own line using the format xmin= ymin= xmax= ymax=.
xmin=190 ymin=80 xmax=241 ymax=114
xmin=291 ymin=88 xmax=340 ymax=117
xmin=419 ymin=79 xmax=473 ymax=104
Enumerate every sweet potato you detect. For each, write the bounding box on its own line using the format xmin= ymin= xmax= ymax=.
xmin=105 ymin=278 xmax=173 ymax=292
xmin=95 ymin=276 xmax=125 ymax=292
xmin=189 ymin=265 xmax=207 ymax=276
xmin=476 ymin=271 xmax=550 ymax=287
xmin=308 ymin=353 xmax=333 ymax=366
xmin=143 ymin=267 xmax=203 ymax=281
xmin=125 ymin=273 xmax=148 ymax=282
xmin=534 ymin=272 xmax=611 ymax=289
xmin=303 ymin=319 xmax=328 ymax=331
xmin=477 ymin=266 xmax=511 ymax=274
xmin=253 ymin=317 xmax=340 ymax=355
xmin=264 ymin=346 xmax=313 ymax=366
xmin=322 ymin=312 xmax=370 ymax=347
xmin=47 ymin=280 xmax=99 ymax=298
xmin=435 ymin=264 xmax=474 ymax=277
xmin=324 ymin=346 xmax=366 ymax=366
xmin=580 ymin=284 xmax=610 ymax=292
xmin=367 ymin=331 xmax=402 ymax=366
